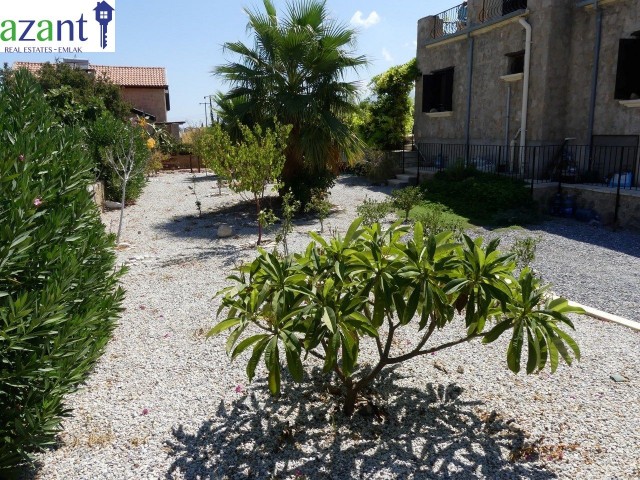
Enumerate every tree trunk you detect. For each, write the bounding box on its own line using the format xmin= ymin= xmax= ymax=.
xmin=343 ymin=386 xmax=359 ymax=416
xmin=116 ymin=179 xmax=127 ymax=244
xmin=256 ymin=196 xmax=262 ymax=245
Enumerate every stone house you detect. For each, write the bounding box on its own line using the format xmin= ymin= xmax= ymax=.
xmin=412 ymin=0 xmax=640 ymax=226
xmin=14 ymin=59 xmax=173 ymax=124
xmin=414 ymin=0 xmax=640 ymax=177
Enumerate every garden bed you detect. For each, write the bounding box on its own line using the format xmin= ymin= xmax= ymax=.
xmin=27 ymin=172 xmax=639 ymax=479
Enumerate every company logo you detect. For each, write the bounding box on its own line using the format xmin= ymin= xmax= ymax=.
xmin=1 ymin=1 xmax=116 ymax=54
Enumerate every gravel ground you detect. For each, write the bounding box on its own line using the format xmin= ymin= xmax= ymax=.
xmin=28 ymin=172 xmax=640 ymax=479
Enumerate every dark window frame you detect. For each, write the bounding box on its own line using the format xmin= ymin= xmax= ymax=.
xmin=614 ymin=37 xmax=640 ymax=100
xmin=422 ymin=67 xmax=455 ymax=113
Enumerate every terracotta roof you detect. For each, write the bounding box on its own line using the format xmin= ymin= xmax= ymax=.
xmin=13 ymin=61 xmax=167 ymax=88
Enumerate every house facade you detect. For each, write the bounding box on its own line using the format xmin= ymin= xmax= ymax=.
xmin=14 ymin=59 xmax=171 ymax=123
xmin=414 ymin=0 xmax=639 ymax=161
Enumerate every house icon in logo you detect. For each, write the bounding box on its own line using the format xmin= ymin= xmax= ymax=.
xmin=94 ymin=1 xmax=114 ymax=49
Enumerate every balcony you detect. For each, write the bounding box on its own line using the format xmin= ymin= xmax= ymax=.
xmin=430 ymin=0 xmax=528 ymax=40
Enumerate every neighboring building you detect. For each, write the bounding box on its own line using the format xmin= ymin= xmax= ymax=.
xmin=13 ymin=59 xmax=171 ymax=123
xmin=414 ymin=0 xmax=640 ymax=178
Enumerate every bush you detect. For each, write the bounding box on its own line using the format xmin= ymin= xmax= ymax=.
xmin=0 ymin=71 xmax=124 ymax=470
xmin=356 ymin=198 xmax=392 ymax=226
xmin=391 ymin=186 xmax=423 ymax=221
xmin=421 ymin=168 xmax=537 ymax=225
xmin=210 ymin=219 xmax=583 ymax=416
xmin=412 ymin=202 xmax=466 ymax=239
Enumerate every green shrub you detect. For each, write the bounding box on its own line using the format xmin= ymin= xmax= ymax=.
xmin=421 ymin=168 xmax=537 ymax=225
xmin=210 ymin=219 xmax=583 ymax=416
xmin=0 ymin=71 xmax=124 ymax=471
xmin=356 ymin=198 xmax=392 ymax=226
xmin=391 ymin=186 xmax=423 ymax=221
xmin=411 ymin=202 xmax=466 ymax=239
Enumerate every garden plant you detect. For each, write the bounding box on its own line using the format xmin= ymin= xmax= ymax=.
xmin=210 ymin=218 xmax=583 ymax=416
xmin=214 ymin=0 xmax=367 ymax=204
xmin=0 ymin=71 xmax=124 ymax=470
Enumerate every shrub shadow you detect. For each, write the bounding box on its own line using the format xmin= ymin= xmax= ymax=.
xmin=164 ymin=369 xmax=554 ymax=479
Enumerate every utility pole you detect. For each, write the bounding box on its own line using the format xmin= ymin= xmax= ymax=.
xmin=204 ymin=94 xmax=215 ymax=125
xmin=199 ymin=102 xmax=208 ymax=127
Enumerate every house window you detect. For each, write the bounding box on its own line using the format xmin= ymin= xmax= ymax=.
xmin=502 ymin=0 xmax=527 ymax=16
xmin=615 ymin=37 xmax=640 ymax=100
xmin=100 ymin=11 xmax=109 ymax=19
xmin=506 ymin=50 xmax=525 ymax=75
xmin=422 ymin=67 xmax=454 ymax=113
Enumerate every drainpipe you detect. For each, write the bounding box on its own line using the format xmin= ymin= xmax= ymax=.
xmin=505 ymin=83 xmax=511 ymax=166
xmin=465 ymin=34 xmax=475 ymax=165
xmin=587 ymin=0 xmax=602 ymax=162
xmin=518 ymin=18 xmax=532 ymax=174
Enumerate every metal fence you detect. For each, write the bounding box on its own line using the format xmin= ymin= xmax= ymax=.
xmin=412 ymin=143 xmax=639 ymax=192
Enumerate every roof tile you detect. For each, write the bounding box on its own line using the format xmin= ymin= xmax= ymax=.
xmin=12 ymin=61 xmax=167 ymax=88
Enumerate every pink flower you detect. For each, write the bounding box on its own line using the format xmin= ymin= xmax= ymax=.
xmin=235 ymin=385 xmax=244 ymax=393
xmin=33 ymin=197 xmax=42 ymax=207
xmin=18 ymin=154 xmax=24 ymax=162
xmin=141 ymin=408 xmax=149 ymax=415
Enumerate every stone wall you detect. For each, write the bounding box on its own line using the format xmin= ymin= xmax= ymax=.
xmin=533 ymin=184 xmax=640 ymax=230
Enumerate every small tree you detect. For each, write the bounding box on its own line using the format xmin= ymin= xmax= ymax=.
xmin=391 ymin=186 xmax=423 ymax=221
xmin=102 ymin=122 xmax=150 ymax=243
xmin=276 ymin=191 xmax=300 ymax=255
xmin=234 ymin=123 xmax=292 ymax=244
xmin=305 ymin=189 xmax=332 ymax=233
xmin=210 ymin=219 xmax=583 ymax=416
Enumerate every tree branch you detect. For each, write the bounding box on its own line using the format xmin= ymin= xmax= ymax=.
xmin=388 ymin=332 xmax=486 ymax=364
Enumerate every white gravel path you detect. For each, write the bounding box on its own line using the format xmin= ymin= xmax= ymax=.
xmin=28 ymin=171 xmax=640 ymax=480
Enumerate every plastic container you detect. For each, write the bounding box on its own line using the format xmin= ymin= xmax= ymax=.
xmin=608 ymin=172 xmax=632 ymax=189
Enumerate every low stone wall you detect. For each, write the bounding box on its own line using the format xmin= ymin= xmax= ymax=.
xmin=88 ymin=181 xmax=105 ymax=210
xmin=533 ymin=184 xmax=640 ymax=230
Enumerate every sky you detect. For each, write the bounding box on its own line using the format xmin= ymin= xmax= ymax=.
xmin=0 ymin=0 xmax=460 ymax=126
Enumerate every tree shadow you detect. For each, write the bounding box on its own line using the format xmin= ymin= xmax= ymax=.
xmin=164 ymin=368 xmax=555 ymax=479
xmin=524 ymin=218 xmax=640 ymax=259
xmin=335 ymin=174 xmax=395 ymax=195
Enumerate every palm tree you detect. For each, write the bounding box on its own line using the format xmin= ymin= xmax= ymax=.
xmin=214 ymin=0 xmax=367 ymax=202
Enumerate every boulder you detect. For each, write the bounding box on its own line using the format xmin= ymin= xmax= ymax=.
xmin=217 ymin=224 xmax=233 ymax=238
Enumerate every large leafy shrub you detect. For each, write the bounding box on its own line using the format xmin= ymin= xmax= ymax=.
xmin=211 ymin=218 xmax=583 ymax=416
xmin=421 ymin=167 xmax=538 ymax=225
xmin=0 ymin=71 xmax=124 ymax=470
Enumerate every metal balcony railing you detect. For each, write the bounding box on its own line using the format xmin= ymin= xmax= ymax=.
xmin=431 ymin=2 xmax=468 ymax=40
xmin=477 ymin=0 xmax=528 ymax=24
xmin=430 ymin=1 xmax=527 ymax=40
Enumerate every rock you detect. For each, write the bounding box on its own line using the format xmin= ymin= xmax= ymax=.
xmin=104 ymin=200 xmax=123 ymax=210
xmin=217 ymin=224 xmax=233 ymax=238
xmin=457 ymin=366 xmax=465 ymax=374
xmin=434 ymin=360 xmax=448 ymax=373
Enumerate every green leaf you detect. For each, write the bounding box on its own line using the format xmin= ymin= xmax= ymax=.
xmin=322 ymin=307 xmax=335 ymax=333
xmin=246 ymin=337 xmax=270 ymax=382
xmin=285 ymin=344 xmax=304 ymax=382
xmin=231 ymin=334 xmax=269 ymax=361
xmin=206 ymin=318 xmax=241 ymax=338
xmin=482 ymin=318 xmax=513 ymax=344
xmin=507 ymin=324 xmax=524 ymax=373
